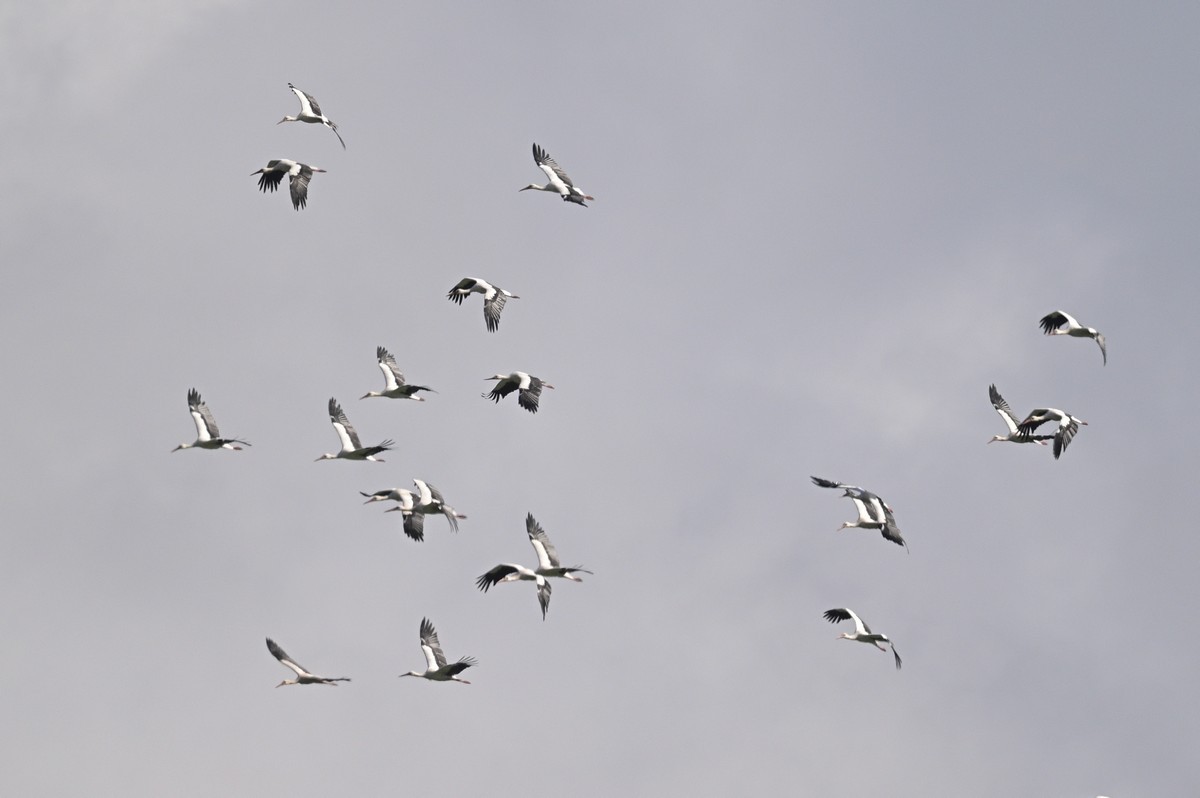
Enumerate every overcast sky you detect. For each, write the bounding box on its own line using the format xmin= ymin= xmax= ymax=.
xmin=3 ymin=2 xmax=1198 ymax=796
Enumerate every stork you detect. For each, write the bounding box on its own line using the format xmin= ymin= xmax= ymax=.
xmin=278 ymin=83 xmax=345 ymax=148
xmin=316 ymin=398 xmax=393 ymax=462
xmin=376 ymin=480 xmax=466 ymax=542
xmin=811 ymin=477 xmax=907 ymax=551
xmin=413 ymin=479 xmax=467 ymax=532
xmin=369 ymin=487 xmax=425 ymax=541
xmin=399 ymin=618 xmax=476 ymax=683
xmin=483 ymin=372 xmax=554 ymax=413
xmin=266 ymin=638 xmax=350 ymax=686
xmin=446 ymin=278 xmax=519 ymax=333
xmin=252 ymin=159 xmax=326 ymax=210
xmin=173 ymin=388 xmax=250 ymax=451
xmin=520 ymin=143 xmax=593 ymax=206
xmin=1039 ymin=310 xmax=1106 ymax=365
xmin=476 ymin=512 xmax=591 ymax=620
xmin=1016 ymin=407 xmax=1087 ymax=460
xmin=988 ymin=384 xmax=1053 ymax=445
xmin=823 ymin=608 xmax=902 ymax=670
xmin=360 ymin=346 xmax=435 ymax=400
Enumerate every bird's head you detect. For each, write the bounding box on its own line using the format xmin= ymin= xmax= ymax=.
xmin=519 ymin=184 xmax=539 ymax=192
xmin=172 ymin=443 xmax=190 ymax=452
xmin=485 ymin=374 xmax=506 ymax=381
xmin=275 ymin=680 xmax=291 ymax=688
xmin=315 ymin=453 xmax=336 ymax=462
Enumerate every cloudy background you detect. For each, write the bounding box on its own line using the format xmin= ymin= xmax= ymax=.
xmin=3 ymin=2 xmax=1197 ymax=795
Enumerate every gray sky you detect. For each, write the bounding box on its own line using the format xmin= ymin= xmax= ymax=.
xmin=3 ymin=2 xmax=1197 ymax=795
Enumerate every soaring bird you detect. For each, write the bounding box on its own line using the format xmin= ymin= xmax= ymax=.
xmin=811 ymin=477 xmax=907 ymax=551
xmin=278 ymin=83 xmax=345 ymax=148
xmin=446 ymin=278 xmax=520 ymax=333
xmin=252 ymin=159 xmax=326 ymax=210
xmin=316 ymin=398 xmax=393 ymax=462
xmin=823 ymin=608 xmax=902 ymax=670
xmin=1016 ymin=407 xmax=1087 ymax=460
xmin=987 ymin=385 xmax=1053 ymax=445
xmin=483 ymin=372 xmax=554 ymax=413
xmin=376 ymin=480 xmax=466 ymax=542
xmin=476 ymin=512 xmax=592 ymax=620
xmin=360 ymin=346 xmax=435 ymax=400
xmin=266 ymin=638 xmax=350 ymax=687
xmin=520 ymin=143 xmax=593 ymax=206
xmin=173 ymin=388 xmax=250 ymax=451
xmin=1039 ymin=310 xmax=1106 ymax=365
xmin=399 ymin=618 xmax=476 ymax=684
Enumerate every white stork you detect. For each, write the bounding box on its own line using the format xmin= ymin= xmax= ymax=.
xmin=368 ymin=487 xmax=424 ymax=541
xmin=1016 ymin=407 xmax=1087 ymax=460
xmin=360 ymin=346 xmax=435 ymax=401
xmin=520 ymin=143 xmax=593 ymax=206
xmin=483 ymin=372 xmax=554 ymax=413
xmin=811 ymin=477 xmax=907 ymax=551
xmin=252 ymin=159 xmax=326 ymax=210
xmin=823 ymin=608 xmax=902 ymax=670
xmin=476 ymin=512 xmax=591 ymax=620
xmin=399 ymin=618 xmax=476 ymax=684
xmin=316 ymin=398 xmax=393 ymax=462
xmin=375 ymin=480 xmax=466 ymax=542
xmin=413 ymin=479 xmax=467 ymax=532
xmin=266 ymin=638 xmax=351 ymax=686
xmin=278 ymin=83 xmax=345 ymax=149
xmin=446 ymin=278 xmax=519 ymax=333
xmin=988 ymin=385 xmax=1053 ymax=445
xmin=173 ymin=388 xmax=250 ymax=451
xmin=1039 ymin=310 xmax=1106 ymax=365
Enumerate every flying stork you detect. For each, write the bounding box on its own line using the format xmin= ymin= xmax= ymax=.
xmin=266 ymin=638 xmax=351 ymax=687
xmin=316 ymin=398 xmax=393 ymax=462
xmin=520 ymin=143 xmax=594 ymax=206
xmin=446 ymin=278 xmax=520 ymax=333
xmin=987 ymin=384 xmax=1054 ymax=445
xmin=1039 ymin=310 xmax=1106 ymax=365
xmin=374 ymin=480 xmax=466 ymax=542
xmin=399 ymin=618 xmax=476 ymax=684
xmin=1016 ymin=407 xmax=1087 ymax=460
xmin=278 ymin=83 xmax=346 ymax=148
xmin=360 ymin=346 xmax=435 ymax=401
xmin=252 ymin=159 xmax=326 ymax=210
xmin=483 ymin=372 xmax=554 ymax=413
xmin=173 ymin=388 xmax=250 ymax=451
xmin=811 ymin=477 xmax=907 ymax=551
xmin=823 ymin=608 xmax=902 ymax=670
xmin=476 ymin=512 xmax=592 ymax=620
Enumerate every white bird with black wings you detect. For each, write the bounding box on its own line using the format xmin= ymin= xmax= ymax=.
xmin=483 ymin=372 xmax=554 ymax=413
xmin=252 ymin=159 xmax=326 ymax=211
xmin=811 ymin=476 xmax=907 ymax=551
xmin=399 ymin=618 xmax=476 ymax=683
xmin=173 ymin=388 xmax=250 ymax=451
xmin=446 ymin=278 xmax=520 ymax=332
xmin=278 ymin=82 xmax=346 ymax=149
xmin=316 ymin=398 xmax=393 ymax=461
xmin=520 ymin=143 xmax=594 ymax=206
xmin=266 ymin=637 xmax=351 ymax=686
xmin=360 ymin=346 xmax=434 ymax=400
xmin=477 ymin=512 xmax=592 ymax=620
xmin=823 ymin=608 xmax=902 ymax=670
